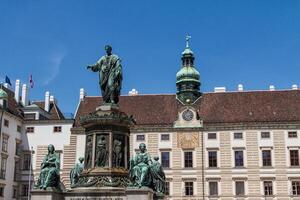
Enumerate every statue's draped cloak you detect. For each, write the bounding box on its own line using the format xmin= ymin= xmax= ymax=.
xmin=95 ymin=54 xmax=122 ymax=104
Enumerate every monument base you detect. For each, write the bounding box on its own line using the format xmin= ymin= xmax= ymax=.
xmin=126 ymin=187 xmax=154 ymax=200
xmin=31 ymin=188 xmax=64 ymax=200
xmin=31 ymin=187 xmax=156 ymax=200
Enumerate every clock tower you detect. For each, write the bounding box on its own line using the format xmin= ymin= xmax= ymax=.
xmin=176 ymin=36 xmax=201 ymax=104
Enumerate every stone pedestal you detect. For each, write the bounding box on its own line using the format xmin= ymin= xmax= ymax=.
xmin=64 ymin=187 xmax=127 ymax=200
xmin=31 ymin=189 xmax=64 ymax=200
xmin=126 ymin=188 xmax=154 ymax=200
xmin=71 ymin=104 xmax=134 ymax=188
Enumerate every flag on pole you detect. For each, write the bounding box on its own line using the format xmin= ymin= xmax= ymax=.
xmin=5 ymin=76 xmax=12 ymax=86
xmin=29 ymin=75 xmax=34 ymax=88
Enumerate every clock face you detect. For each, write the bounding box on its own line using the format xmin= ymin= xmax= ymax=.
xmin=182 ymin=109 xmax=194 ymax=121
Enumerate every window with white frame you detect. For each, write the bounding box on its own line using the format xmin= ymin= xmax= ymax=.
xmin=263 ymin=181 xmax=273 ymax=196
xmin=26 ymin=127 xmax=34 ymax=133
xmin=0 ymin=156 xmax=7 ymax=179
xmin=53 ymin=126 xmax=62 ymax=133
xmin=184 ymin=151 xmax=193 ymax=168
xmin=136 ymin=134 xmax=145 ymax=141
xmin=161 ymin=134 xmax=170 ymax=141
xmin=209 ymin=181 xmax=218 ymax=196
xmin=2 ymin=135 xmax=8 ymax=152
xmin=161 ymin=151 xmax=170 ymax=168
xmin=234 ymin=150 xmax=244 ymax=167
xmin=208 ymin=133 xmax=217 ymax=139
xmin=288 ymin=131 xmax=298 ymax=138
xmin=185 ymin=182 xmax=193 ymax=196
xmin=262 ymin=150 xmax=272 ymax=167
xmin=3 ymin=119 xmax=9 ymax=127
xmin=235 ymin=181 xmax=245 ymax=196
xmin=22 ymin=154 xmax=31 ymax=170
xmin=290 ymin=150 xmax=299 ymax=166
xmin=292 ymin=181 xmax=300 ymax=196
xmin=234 ymin=132 xmax=243 ymax=139
xmin=165 ymin=182 xmax=170 ymax=195
xmin=261 ymin=132 xmax=270 ymax=139
xmin=208 ymin=151 xmax=217 ymax=167
xmin=21 ymin=184 xmax=28 ymax=196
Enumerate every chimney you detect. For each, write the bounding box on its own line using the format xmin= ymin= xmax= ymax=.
xmin=214 ymin=87 xmax=226 ymax=93
xmin=292 ymin=84 xmax=298 ymax=90
xmin=21 ymin=84 xmax=29 ymax=106
xmin=128 ymin=88 xmax=138 ymax=96
xmin=238 ymin=84 xmax=243 ymax=91
xmin=44 ymin=91 xmax=50 ymax=112
xmin=50 ymin=95 xmax=57 ymax=104
xmin=79 ymin=88 xmax=86 ymax=101
xmin=269 ymin=85 xmax=275 ymax=91
xmin=14 ymin=79 xmax=20 ymax=103
xmin=3 ymin=83 xmax=9 ymax=89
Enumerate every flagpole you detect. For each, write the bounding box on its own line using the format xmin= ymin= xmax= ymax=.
xmin=28 ymin=146 xmax=33 ymax=200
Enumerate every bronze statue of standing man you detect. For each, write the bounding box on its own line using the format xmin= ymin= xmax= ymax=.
xmin=87 ymin=45 xmax=123 ymax=104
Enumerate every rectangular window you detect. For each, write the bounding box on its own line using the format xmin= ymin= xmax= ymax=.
xmin=234 ymin=132 xmax=243 ymax=139
xmin=13 ymin=186 xmax=17 ymax=198
xmin=24 ymin=113 xmax=35 ymax=120
xmin=292 ymin=181 xmax=300 ymax=195
xmin=234 ymin=151 xmax=244 ymax=167
xmin=26 ymin=127 xmax=34 ymax=133
xmin=4 ymin=119 xmax=9 ymax=127
xmin=15 ymin=141 xmax=21 ymax=156
xmin=161 ymin=152 xmax=170 ymax=168
xmin=261 ymin=132 xmax=270 ymax=139
xmin=17 ymin=125 xmax=22 ymax=133
xmin=0 ymin=187 xmax=3 ymax=197
xmin=23 ymin=154 xmax=31 ymax=170
xmin=53 ymin=126 xmax=62 ymax=133
xmin=161 ymin=134 xmax=170 ymax=141
xmin=209 ymin=182 xmax=218 ymax=196
xmin=185 ymin=182 xmax=193 ymax=196
xmin=2 ymin=136 xmax=8 ymax=152
xmin=290 ymin=150 xmax=299 ymax=166
xmin=289 ymin=131 xmax=298 ymax=138
xmin=184 ymin=151 xmax=193 ymax=168
xmin=208 ymin=151 xmax=217 ymax=167
xmin=263 ymin=181 xmax=273 ymax=196
xmin=208 ymin=133 xmax=217 ymax=139
xmin=14 ymin=160 xmax=20 ymax=181
xmin=165 ymin=182 xmax=170 ymax=196
xmin=21 ymin=184 xmax=28 ymax=196
xmin=262 ymin=150 xmax=272 ymax=166
xmin=0 ymin=157 xmax=7 ymax=179
xmin=136 ymin=134 xmax=145 ymax=141
xmin=235 ymin=181 xmax=245 ymax=196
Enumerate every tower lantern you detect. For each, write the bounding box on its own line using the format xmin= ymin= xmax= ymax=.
xmin=176 ymin=36 xmax=201 ymax=104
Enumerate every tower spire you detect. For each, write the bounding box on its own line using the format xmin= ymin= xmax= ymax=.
xmin=176 ymin=36 xmax=201 ymax=104
xmin=186 ymin=35 xmax=191 ymax=48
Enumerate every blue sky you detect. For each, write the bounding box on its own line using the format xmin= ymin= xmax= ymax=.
xmin=0 ymin=1 xmax=300 ymax=113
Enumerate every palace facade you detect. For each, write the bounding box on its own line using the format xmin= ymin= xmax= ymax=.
xmin=1 ymin=41 xmax=300 ymax=200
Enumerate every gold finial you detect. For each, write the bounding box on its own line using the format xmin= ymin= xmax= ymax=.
xmin=186 ymin=35 xmax=191 ymax=48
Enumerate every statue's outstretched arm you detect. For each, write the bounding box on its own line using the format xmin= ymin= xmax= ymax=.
xmin=87 ymin=59 xmax=102 ymax=72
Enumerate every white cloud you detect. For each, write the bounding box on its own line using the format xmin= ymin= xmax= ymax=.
xmin=43 ymin=51 xmax=67 ymax=85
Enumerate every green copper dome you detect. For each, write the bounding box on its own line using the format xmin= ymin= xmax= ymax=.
xmin=0 ymin=88 xmax=8 ymax=100
xmin=176 ymin=66 xmax=200 ymax=84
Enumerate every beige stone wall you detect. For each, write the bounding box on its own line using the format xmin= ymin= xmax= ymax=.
xmin=245 ymin=131 xmax=260 ymax=200
xmin=219 ymin=131 xmax=232 ymax=200
xmin=61 ymin=134 xmax=77 ymax=188
xmin=129 ymin=129 xmax=300 ymax=200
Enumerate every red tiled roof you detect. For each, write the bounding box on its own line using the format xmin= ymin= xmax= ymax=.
xmin=2 ymin=87 xmax=23 ymax=118
xmin=74 ymin=90 xmax=300 ymax=127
